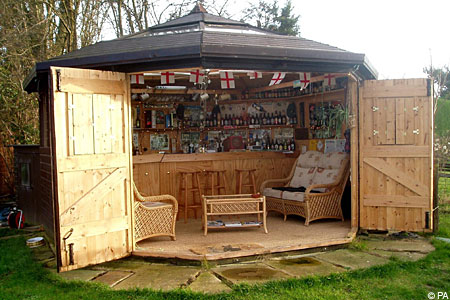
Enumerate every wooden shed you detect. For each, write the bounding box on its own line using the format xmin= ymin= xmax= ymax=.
xmin=23 ymin=4 xmax=434 ymax=272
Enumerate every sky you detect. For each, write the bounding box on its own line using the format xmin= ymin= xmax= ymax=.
xmin=292 ymin=0 xmax=450 ymax=79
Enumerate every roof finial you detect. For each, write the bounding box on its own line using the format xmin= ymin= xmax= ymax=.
xmin=190 ymin=1 xmax=207 ymax=14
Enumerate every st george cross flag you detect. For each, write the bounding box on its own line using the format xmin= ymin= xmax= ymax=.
xmin=130 ymin=74 xmax=144 ymax=85
xmin=247 ymin=71 xmax=262 ymax=80
xmin=269 ymin=72 xmax=285 ymax=86
xmin=160 ymin=71 xmax=175 ymax=85
xmin=323 ymin=73 xmax=336 ymax=87
xmin=220 ymin=71 xmax=235 ymax=89
xmin=190 ymin=69 xmax=205 ymax=83
xmin=298 ymin=72 xmax=311 ymax=90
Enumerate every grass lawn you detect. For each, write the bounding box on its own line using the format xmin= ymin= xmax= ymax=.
xmin=0 ymin=217 xmax=449 ymax=300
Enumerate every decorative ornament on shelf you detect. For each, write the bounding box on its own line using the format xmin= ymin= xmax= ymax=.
xmin=269 ymin=72 xmax=285 ymax=86
xmin=160 ymin=71 xmax=175 ymax=85
xmin=220 ymin=71 xmax=235 ymax=89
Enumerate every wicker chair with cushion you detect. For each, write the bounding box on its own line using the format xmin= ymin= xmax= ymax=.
xmin=133 ymin=182 xmax=178 ymax=242
xmin=261 ymin=151 xmax=349 ymax=226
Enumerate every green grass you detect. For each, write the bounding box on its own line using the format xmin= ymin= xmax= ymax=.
xmin=1 ymin=229 xmax=449 ymax=299
xmin=0 ymin=213 xmax=449 ymax=299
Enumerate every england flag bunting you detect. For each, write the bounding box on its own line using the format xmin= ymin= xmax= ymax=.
xmin=247 ymin=71 xmax=262 ymax=80
xmin=269 ymin=72 xmax=285 ymax=86
xmin=220 ymin=71 xmax=235 ymax=89
xmin=130 ymin=74 xmax=144 ymax=85
xmin=298 ymin=72 xmax=311 ymax=90
xmin=189 ymin=69 xmax=205 ymax=83
xmin=160 ymin=71 xmax=175 ymax=85
xmin=323 ymin=73 xmax=336 ymax=87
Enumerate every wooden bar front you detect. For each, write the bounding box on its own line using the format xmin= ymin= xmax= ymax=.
xmin=133 ymin=152 xmax=297 ymax=218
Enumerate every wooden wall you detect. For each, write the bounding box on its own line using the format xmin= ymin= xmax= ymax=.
xmin=133 ymin=152 xmax=297 ymax=218
xmin=14 ymin=145 xmax=40 ymax=223
xmin=39 ymin=85 xmax=56 ymax=238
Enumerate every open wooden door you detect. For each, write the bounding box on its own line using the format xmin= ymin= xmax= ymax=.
xmin=50 ymin=67 xmax=133 ymax=271
xmin=359 ymin=79 xmax=433 ymax=232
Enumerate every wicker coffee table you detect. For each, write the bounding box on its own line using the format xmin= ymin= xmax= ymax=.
xmin=201 ymin=194 xmax=268 ymax=236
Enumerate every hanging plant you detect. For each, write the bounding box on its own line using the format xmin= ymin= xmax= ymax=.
xmin=329 ymin=104 xmax=349 ymax=139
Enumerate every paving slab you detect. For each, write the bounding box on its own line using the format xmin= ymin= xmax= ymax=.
xmin=367 ymin=249 xmax=427 ymax=262
xmin=363 ymin=239 xmax=435 ymax=254
xmin=265 ymin=256 xmax=344 ymax=278
xmin=212 ymin=263 xmax=290 ymax=285
xmin=92 ymin=270 xmax=134 ymax=287
xmin=58 ymin=269 xmax=106 ymax=282
xmin=188 ymin=271 xmax=232 ymax=294
xmin=113 ymin=264 xmax=200 ymax=291
xmin=315 ymin=249 xmax=389 ymax=270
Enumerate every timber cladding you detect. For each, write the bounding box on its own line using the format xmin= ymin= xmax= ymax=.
xmin=359 ymin=79 xmax=433 ymax=231
xmin=133 ymin=153 xmax=297 ymax=214
xmin=50 ymin=67 xmax=133 ymax=271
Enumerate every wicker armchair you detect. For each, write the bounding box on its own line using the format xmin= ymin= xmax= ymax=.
xmin=133 ymin=182 xmax=178 ymax=242
xmin=261 ymin=151 xmax=349 ymax=226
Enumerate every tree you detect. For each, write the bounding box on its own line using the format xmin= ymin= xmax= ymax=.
xmin=424 ymin=65 xmax=449 ymax=101
xmin=242 ymin=0 xmax=300 ymax=36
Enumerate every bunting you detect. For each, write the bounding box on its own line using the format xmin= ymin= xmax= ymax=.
xmin=323 ymin=73 xmax=336 ymax=87
xmin=220 ymin=71 xmax=235 ymax=89
xmin=269 ymin=72 xmax=285 ymax=86
xmin=299 ymin=72 xmax=311 ymax=90
xmin=161 ymin=71 xmax=175 ymax=85
xmin=247 ymin=71 xmax=262 ymax=80
xmin=189 ymin=69 xmax=205 ymax=83
xmin=130 ymin=74 xmax=144 ymax=85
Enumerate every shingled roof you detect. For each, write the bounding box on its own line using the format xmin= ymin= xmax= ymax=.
xmin=25 ymin=3 xmax=377 ymax=92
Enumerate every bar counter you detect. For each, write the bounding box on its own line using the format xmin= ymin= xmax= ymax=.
xmin=132 ymin=151 xmax=298 ymax=204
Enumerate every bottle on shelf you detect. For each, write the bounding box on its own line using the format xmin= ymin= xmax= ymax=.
xmin=291 ymin=138 xmax=296 ymax=151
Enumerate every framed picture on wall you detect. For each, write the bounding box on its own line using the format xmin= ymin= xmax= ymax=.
xmin=150 ymin=134 xmax=169 ymax=151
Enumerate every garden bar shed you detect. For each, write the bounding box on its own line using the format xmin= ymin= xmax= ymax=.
xmin=22 ymin=4 xmax=434 ymax=272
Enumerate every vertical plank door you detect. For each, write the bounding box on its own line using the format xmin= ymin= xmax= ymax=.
xmin=359 ymin=79 xmax=433 ymax=232
xmin=50 ymin=67 xmax=133 ymax=271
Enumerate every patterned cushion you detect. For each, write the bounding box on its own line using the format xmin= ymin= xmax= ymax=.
xmin=281 ymin=191 xmax=305 ymax=202
xmin=296 ymin=151 xmax=322 ymax=168
xmin=318 ymin=152 xmax=348 ymax=169
xmin=263 ymin=188 xmax=283 ymax=199
xmin=311 ymin=168 xmax=340 ymax=192
xmin=289 ymin=167 xmax=316 ymax=188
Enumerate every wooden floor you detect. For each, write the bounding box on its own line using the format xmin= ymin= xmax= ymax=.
xmin=133 ymin=214 xmax=353 ymax=261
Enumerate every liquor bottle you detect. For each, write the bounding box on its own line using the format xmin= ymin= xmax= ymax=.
xmin=283 ymin=140 xmax=288 ymax=150
xmin=220 ymin=115 xmax=224 ymax=127
xmin=145 ymin=111 xmax=152 ymax=128
xmin=282 ymin=114 xmax=286 ymax=125
xmin=270 ymin=112 xmax=274 ymax=125
xmin=277 ymin=112 xmax=282 ymax=125
xmin=262 ymin=113 xmax=266 ymax=125
xmin=291 ymin=138 xmax=295 ymax=151
xmin=279 ymin=141 xmax=283 ymax=151
xmin=274 ymin=111 xmax=278 ymax=125
xmin=213 ymin=114 xmax=217 ymax=127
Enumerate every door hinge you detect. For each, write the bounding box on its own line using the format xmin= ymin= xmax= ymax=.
xmin=373 ymin=130 xmax=379 ymax=136
xmin=413 ymin=129 xmax=420 ymax=135
xmin=372 ymin=106 xmax=379 ymax=112
xmin=56 ymin=69 xmax=61 ymax=92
